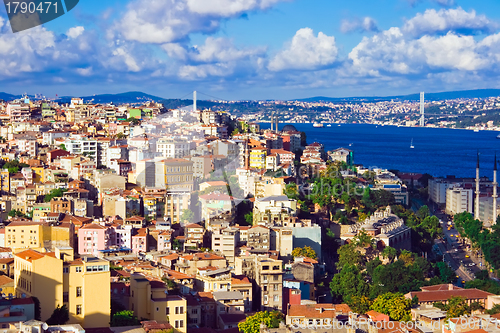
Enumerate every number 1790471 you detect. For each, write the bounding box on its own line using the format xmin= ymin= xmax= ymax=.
xmin=5 ymin=1 xmax=58 ymax=14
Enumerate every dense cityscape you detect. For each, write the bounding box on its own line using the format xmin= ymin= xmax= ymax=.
xmin=0 ymin=92 xmax=497 ymax=333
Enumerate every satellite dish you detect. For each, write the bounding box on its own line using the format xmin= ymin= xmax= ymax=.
xmin=164 ymin=290 xmax=169 ymax=295
xmin=42 ymin=323 xmax=48 ymax=330
xmin=21 ymin=293 xmax=26 ymax=298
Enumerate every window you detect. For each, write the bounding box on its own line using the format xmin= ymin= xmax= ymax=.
xmin=179 ymin=320 xmax=184 ymax=328
xmin=274 ymin=284 xmax=279 ymax=291
xmin=76 ymin=287 xmax=82 ymax=297
xmin=166 ymin=307 xmax=170 ymax=315
xmin=274 ymin=275 xmax=279 ymax=281
xmin=274 ymin=295 xmax=279 ymax=302
xmin=63 ymin=292 xmax=69 ymax=303
xmin=75 ymin=266 xmax=82 ymax=273
xmin=63 ymin=267 xmax=69 ymax=273
xmin=76 ymin=305 xmax=82 ymax=315
xmin=192 ymin=309 xmax=198 ymax=314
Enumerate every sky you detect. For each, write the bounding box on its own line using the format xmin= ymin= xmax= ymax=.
xmin=2 ymin=0 xmax=500 ymax=100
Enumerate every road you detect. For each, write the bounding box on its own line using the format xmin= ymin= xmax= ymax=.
xmin=432 ymin=209 xmax=485 ymax=284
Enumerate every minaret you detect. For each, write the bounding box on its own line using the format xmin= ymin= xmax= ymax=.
xmin=270 ymin=115 xmax=274 ymax=131
xmin=275 ymin=115 xmax=279 ymax=132
xmin=494 ymin=153 xmax=498 ymax=224
xmin=475 ymin=152 xmax=480 ymax=219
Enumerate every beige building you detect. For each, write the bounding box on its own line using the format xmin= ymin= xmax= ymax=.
xmin=14 ymin=248 xmax=110 ymax=328
xmin=445 ymin=186 xmax=473 ymax=215
xmin=255 ymin=257 xmax=283 ymax=311
xmin=129 ymin=273 xmax=187 ymax=333
xmin=212 ymin=227 xmax=239 ymax=265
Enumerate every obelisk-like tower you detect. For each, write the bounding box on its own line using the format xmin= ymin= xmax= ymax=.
xmin=475 ymin=152 xmax=480 ymax=219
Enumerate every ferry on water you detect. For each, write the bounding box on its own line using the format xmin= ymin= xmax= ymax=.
xmin=313 ymin=122 xmax=324 ymax=128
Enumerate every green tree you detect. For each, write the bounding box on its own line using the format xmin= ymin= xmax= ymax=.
xmin=126 ymin=117 xmax=141 ymax=125
xmin=46 ymin=304 xmax=69 ymax=325
xmin=337 ymin=242 xmax=363 ymax=268
xmin=59 ymin=144 xmax=67 ymax=151
xmin=291 ymin=246 xmax=317 ymax=260
xmin=486 ymin=303 xmax=500 ymax=315
xmin=3 ymin=160 xmax=29 ymax=175
xmin=244 ymin=212 xmax=253 ymax=225
xmin=434 ymin=296 xmax=470 ymax=319
xmin=116 ymin=132 xmax=126 ymax=139
xmin=181 ymin=209 xmax=195 ymax=224
xmin=381 ymin=246 xmax=397 ymax=262
xmin=349 ymin=295 xmax=372 ymax=314
xmin=371 ymin=190 xmax=396 ymax=207
xmin=44 ymin=188 xmax=68 ymax=202
xmin=238 ymin=311 xmax=284 ymax=333
xmin=110 ymin=310 xmax=141 ymax=327
xmin=435 ymin=262 xmax=457 ymax=284
xmin=330 ymin=264 xmax=369 ymax=303
xmin=284 ymin=182 xmax=299 ymax=200
xmin=371 ymin=292 xmax=412 ymax=321
xmin=172 ymin=238 xmax=182 ymax=251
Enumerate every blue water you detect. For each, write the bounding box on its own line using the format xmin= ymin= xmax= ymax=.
xmin=262 ymin=123 xmax=500 ymax=178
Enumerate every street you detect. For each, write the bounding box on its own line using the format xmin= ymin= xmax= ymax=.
xmin=433 ymin=210 xmax=485 ymax=285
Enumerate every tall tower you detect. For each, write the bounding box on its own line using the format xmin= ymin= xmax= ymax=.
xmin=494 ymin=153 xmax=498 ymax=224
xmin=275 ymin=114 xmax=279 ymax=132
xmin=419 ymin=92 xmax=425 ymax=127
xmin=475 ymin=152 xmax=480 ymax=219
xmin=193 ymin=91 xmax=197 ymax=113
xmin=270 ymin=113 xmax=274 ymax=131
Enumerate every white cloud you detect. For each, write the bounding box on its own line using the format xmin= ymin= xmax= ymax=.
xmin=268 ymin=28 xmax=338 ymax=72
xmin=348 ymin=27 xmax=493 ymax=77
xmin=0 ymin=21 xmax=56 ymax=76
xmin=341 ymin=17 xmax=379 ymax=33
xmin=403 ymin=8 xmax=497 ymax=37
xmin=188 ymin=37 xmax=266 ymax=63
xmin=113 ymin=0 xmax=289 ymax=44
xmin=76 ymin=67 xmax=93 ymax=76
xmin=67 ymin=26 xmax=85 ymax=39
xmin=185 ymin=0 xmax=286 ymax=16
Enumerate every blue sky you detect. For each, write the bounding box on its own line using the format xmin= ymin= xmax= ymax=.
xmin=2 ymin=0 xmax=500 ymax=100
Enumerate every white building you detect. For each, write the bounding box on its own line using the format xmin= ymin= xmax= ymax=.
xmin=478 ymin=197 xmax=500 ymax=225
xmin=212 ymin=227 xmax=240 ymax=265
xmin=64 ymin=136 xmax=98 ymax=158
xmin=445 ymin=186 xmax=473 ymax=215
xmin=157 ymin=138 xmax=190 ymax=159
xmin=429 ymin=178 xmax=457 ymax=205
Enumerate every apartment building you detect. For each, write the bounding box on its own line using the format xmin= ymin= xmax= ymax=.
xmin=129 ymin=274 xmax=187 ymax=333
xmin=157 ymin=138 xmax=191 ymax=159
xmin=14 ymin=248 xmax=110 ymax=328
xmin=255 ymin=258 xmax=283 ymax=311
xmin=445 ymin=186 xmax=473 ymax=215
xmin=212 ymin=227 xmax=239 ymax=265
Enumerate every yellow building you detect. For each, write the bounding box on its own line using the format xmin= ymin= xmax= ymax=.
xmin=0 ymin=170 xmax=9 ymax=194
xmin=14 ymin=248 xmax=110 ymax=328
xmin=5 ymin=221 xmax=74 ymax=253
xmin=249 ymin=148 xmax=267 ymax=169
xmin=5 ymin=221 xmax=49 ymax=252
xmin=32 ymin=167 xmax=45 ymax=184
xmin=129 ymin=273 xmax=187 ymax=333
